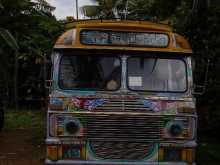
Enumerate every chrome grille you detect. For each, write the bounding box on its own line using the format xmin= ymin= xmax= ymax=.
xmin=94 ymin=98 xmax=151 ymax=111
xmin=77 ymin=113 xmax=163 ymax=142
xmin=89 ymin=141 xmax=156 ymax=160
xmin=76 ymin=112 xmax=162 ymax=160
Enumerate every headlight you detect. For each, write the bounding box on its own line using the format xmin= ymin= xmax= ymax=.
xmin=49 ymin=114 xmax=83 ymax=137
xmin=162 ymin=117 xmax=196 ymax=140
xmin=168 ymin=121 xmax=184 ymax=137
xmin=65 ymin=120 xmax=80 ymax=134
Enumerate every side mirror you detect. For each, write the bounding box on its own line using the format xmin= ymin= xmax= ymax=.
xmin=193 ymin=85 xmax=206 ymax=95
xmin=193 ymin=59 xmax=210 ymax=96
xmin=45 ymin=80 xmax=53 ymax=89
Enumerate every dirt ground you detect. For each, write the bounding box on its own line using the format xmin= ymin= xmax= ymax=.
xmin=0 ymin=110 xmax=219 ymax=165
xmin=0 ymin=129 xmax=45 ymax=165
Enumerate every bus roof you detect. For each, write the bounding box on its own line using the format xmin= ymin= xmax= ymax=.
xmin=54 ymin=20 xmax=192 ymax=54
xmin=65 ymin=19 xmax=173 ymax=32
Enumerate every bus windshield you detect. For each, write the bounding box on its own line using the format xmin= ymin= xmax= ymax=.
xmin=127 ymin=57 xmax=187 ymax=92
xmin=59 ymin=54 xmax=121 ymax=91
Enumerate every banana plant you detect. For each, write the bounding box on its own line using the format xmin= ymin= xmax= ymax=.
xmin=0 ymin=2 xmax=19 ymax=51
xmin=0 ymin=28 xmax=19 ymax=51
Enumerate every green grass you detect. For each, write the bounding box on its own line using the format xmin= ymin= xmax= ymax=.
xmin=197 ymin=140 xmax=220 ymax=165
xmin=4 ymin=109 xmax=45 ymax=130
xmin=3 ymin=109 xmax=46 ymax=144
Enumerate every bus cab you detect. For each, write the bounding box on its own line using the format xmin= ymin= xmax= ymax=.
xmin=46 ymin=20 xmax=196 ymax=165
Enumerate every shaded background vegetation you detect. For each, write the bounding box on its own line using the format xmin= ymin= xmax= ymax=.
xmin=0 ymin=0 xmax=220 ymax=163
xmin=0 ymin=0 xmax=63 ymax=109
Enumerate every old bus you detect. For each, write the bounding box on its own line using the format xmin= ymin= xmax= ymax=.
xmin=46 ymin=20 xmax=196 ymax=165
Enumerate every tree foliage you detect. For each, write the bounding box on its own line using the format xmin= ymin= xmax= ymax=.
xmin=0 ymin=28 xmax=19 ymax=51
xmin=0 ymin=0 xmax=63 ymax=107
xmin=82 ymin=0 xmax=187 ymax=20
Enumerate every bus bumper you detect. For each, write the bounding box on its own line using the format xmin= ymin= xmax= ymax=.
xmin=45 ymin=159 xmax=196 ymax=165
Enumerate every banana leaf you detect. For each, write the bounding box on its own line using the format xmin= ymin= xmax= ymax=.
xmin=0 ymin=28 xmax=19 ymax=51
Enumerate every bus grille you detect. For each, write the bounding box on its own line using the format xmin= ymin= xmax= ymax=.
xmin=88 ymin=141 xmax=156 ymax=160
xmin=94 ymin=98 xmax=151 ymax=111
xmin=77 ymin=113 xmax=162 ymax=160
xmin=83 ymin=113 xmax=162 ymax=142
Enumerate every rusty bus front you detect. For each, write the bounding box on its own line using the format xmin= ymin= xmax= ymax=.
xmin=46 ymin=20 xmax=196 ymax=165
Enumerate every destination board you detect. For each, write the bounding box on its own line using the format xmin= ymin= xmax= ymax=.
xmin=81 ymin=30 xmax=169 ymax=47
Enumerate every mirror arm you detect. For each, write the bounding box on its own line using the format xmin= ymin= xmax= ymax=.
xmin=193 ymin=59 xmax=210 ymax=95
xmin=45 ymin=80 xmax=53 ymax=89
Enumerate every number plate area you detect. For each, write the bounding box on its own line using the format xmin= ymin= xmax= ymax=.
xmin=63 ymin=146 xmax=81 ymax=160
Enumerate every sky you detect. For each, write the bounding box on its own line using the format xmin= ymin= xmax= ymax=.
xmin=46 ymin=0 xmax=97 ymax=20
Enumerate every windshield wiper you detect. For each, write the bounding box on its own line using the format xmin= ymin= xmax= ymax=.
xmin=150 ymin=58 xmax=158 ymax=74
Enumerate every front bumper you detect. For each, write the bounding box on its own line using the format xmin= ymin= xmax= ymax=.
xmin=46 ymin=159 xmax=196 ymax=165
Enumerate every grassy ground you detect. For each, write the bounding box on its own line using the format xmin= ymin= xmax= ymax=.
xmin=197 ymin=139 xmax=220 ymax=165
xmin=3 ymin=109 xmax=46 ymax=145
xmin=1 ymin=110 xmax=220 ymax=165
xmin=0 ymin=109 xmax=46 ymax=165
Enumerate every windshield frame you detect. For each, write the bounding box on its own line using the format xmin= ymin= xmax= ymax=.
xmin=126 ymin=55 xmax=188 ymax=93
xmin=58 ymin=53 xmax=122 ymax=91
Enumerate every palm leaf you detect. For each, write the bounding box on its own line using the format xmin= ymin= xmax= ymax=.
xmin=0 ymin=3 xmax=3 ymax=9
xmin=0 ymin=28 xmax=19 ymax=51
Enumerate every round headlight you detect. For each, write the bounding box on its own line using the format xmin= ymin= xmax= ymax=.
xmin=65 ymin=121 xmax=80 ymax=134
xmin=168 ymin=122 xmax=183 ymax=137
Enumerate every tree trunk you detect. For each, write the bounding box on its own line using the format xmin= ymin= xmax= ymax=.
xmin=14 ymin=51 xmax=18 ymax=110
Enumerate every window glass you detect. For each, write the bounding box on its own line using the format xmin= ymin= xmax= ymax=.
xmin=127 ymin=57 xmax=187 ymax=92
xmin=59 ymin=55 xmax=121 ymax=91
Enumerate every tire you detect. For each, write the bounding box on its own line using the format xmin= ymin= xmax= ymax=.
xmin=0 ymin=108 xmax=4 ymax=132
